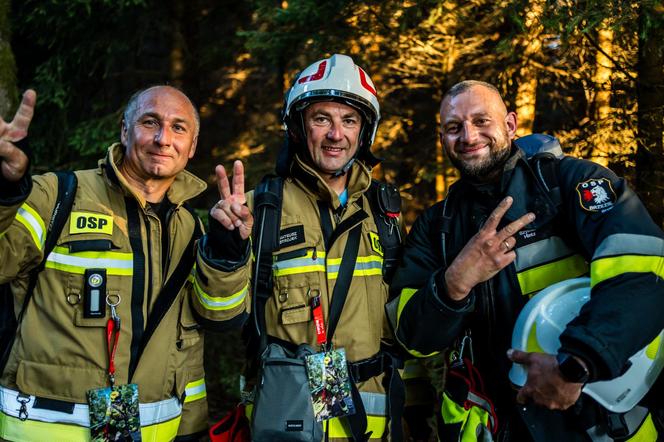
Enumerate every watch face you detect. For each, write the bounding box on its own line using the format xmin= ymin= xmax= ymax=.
xmin=557 ymin=353 xmax=589 ymax=383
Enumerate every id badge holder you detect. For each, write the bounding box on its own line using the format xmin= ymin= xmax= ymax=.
xmin=305 ymin=348 xmax=356 ymax=422
xmin=87 ymin=295 xmax=142 ymax=441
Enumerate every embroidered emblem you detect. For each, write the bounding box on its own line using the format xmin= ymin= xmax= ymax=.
xmin=368 ymin=232 xmax=383 ymax=257
xmin=576 ymin=178 xmax=616 ymax=213
xmin=69 ymin=212 xmax=114 ymax=235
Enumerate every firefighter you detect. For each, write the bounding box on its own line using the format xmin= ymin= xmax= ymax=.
xmin=387 ymin=80 xmax=664 ymax=441
xmin=0 ymin=86 xmax=230 ymax=441
xmin=197 ymin=54 xmax=418 ymax=440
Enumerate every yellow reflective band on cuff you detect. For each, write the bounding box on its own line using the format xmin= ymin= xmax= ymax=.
xmin=517 ymin=254 xmax=588 ymax=296
xmin=626 ymin=413 xmax=658 ymax=442
xmin=194 ymin=277 xmax=247 ymax=311
xmin=396 ymin=288 xmax=439 ymax=358
xmin=184 ymin=378 xmax=207 ymax=403
xmin=591 ymin=255 xmax=664 ymax=288
xmin=16 ymin=203 xmax=46 ymax=251
xmin=326 ymin=415 xmax=386 ymax=439
xmin=45 ymin=246 xmax=134 ymax=276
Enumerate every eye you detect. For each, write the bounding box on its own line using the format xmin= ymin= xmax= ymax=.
xmin=142 ymin=118 xmax=158 ymax=128
xmin=173 ymin=123 xmax=187 ymax=133
xmin=444 ymin=123 xmax=461 ymax=134
xmin=312 ymin=116 xmax=330 ymax=125
xmin=474 ymin=118 xmax=490 ymax=126
xmin=343 ymin=118 xmax=359 ymax=127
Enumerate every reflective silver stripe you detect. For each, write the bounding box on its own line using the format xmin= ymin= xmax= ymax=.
xmin=273 ymin=256 xmax=326 ymax=275
xmin=16 ymin=205 xmax=45 ymax=250
xmin=0 ymin=386 xmax=181 ymax=427
xmin=515 ymin=236 xmax=575 ymax=271
xmin=327 ymin=260 xmax=383 ymax=274
xmin=594 ymin=234 xmax=664 ymax=260
xmin=359 ymin=391 xmax=386 ymax=416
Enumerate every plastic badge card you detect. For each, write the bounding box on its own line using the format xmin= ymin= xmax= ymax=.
xmin=87 ymin=383 xmax=142 ymax=441
xmin=305 ymin=348 xmax=356 ymax=422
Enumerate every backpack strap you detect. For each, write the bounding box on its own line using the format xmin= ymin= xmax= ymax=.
xmin=515 ymin=133 xmax=563 ymax=209
xmin=366 ymin=180 xmax=403 ymax=284
xmin=0 ymin=170 xmax=78 ymax=373
xmin=251 ymin=174 xmax=284 ymax=353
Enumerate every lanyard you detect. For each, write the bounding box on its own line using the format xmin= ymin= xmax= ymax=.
xmin=310 ymin=294 xmax=327 ymax=346
xmin=106 ymin=297 xmax=121 ymax=386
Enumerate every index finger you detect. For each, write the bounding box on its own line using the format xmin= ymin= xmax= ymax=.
xmin=215 ymin=164 xmax=232 ymax=199
xmin=7 ymin=90 xmax=37 ymax=141
xmin=499 ymin=211 xmax=535 ymax=241
xmin=482 ymin=196 xmax=514 ymax=232
xmin=232 ymin=160 xmax=245 ymax=197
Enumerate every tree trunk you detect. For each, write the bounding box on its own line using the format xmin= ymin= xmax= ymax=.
xmin=515 ymin=0 xmax=544 ymax=137
xmin=589 ymin=27 xmax=614 ymax=166
xmin=635 ymin=6 xmax=664 ymax=227
xmin=0 ymin=0 xmax=18 ymax=119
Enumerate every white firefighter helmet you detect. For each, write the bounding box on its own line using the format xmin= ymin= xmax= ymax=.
xmin=282 ymin=54 xmax=381 ymax=168
xmin=508 ymin=277 xmax=664 ymax=413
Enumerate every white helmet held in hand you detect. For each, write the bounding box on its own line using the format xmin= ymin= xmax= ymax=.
xmin=509 ymin=277 xmax=664 ymax=413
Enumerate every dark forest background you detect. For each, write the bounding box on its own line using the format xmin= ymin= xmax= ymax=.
xmin=1 ymin=0 xmax=663 ymax=426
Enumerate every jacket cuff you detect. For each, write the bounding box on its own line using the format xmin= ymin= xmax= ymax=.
xmin=0 ymin=173 xmax=32 ymax=206
xmin=198 ymin=235 xmax=251 ymax=272
xmin=431 ymin=269 xmax=475 ymax=312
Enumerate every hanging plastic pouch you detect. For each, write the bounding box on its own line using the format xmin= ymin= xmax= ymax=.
xmin=87 ymin=383 xmax=141 ymax=441
xmin=251 ymin=343 xmax=323 ymax=442
xmin=304 ymin=348 xmax=356 ymax=422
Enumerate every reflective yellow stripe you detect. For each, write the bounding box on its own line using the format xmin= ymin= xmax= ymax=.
xmin=441 ymin=391 xmax=469 ymax=424
xmin=326 ymin=415 xmax=386 ymax=438
xmin=184 ymin=378 xmax=207 ymax=403
xmin=16 ymin=203 xmax=46 ymax=251
xmin=526 ymin=322 xmax=545 ymax=353
xmin=45 ymin=246 xmax=134 ymax=276
xmin=591 ymin=255 xmax=664 ymax=287
xmin=396 ymin=288 xmax=439 ymax=358
xmin=441 ymin=392 xmax=490 ymax=442
xmin=0 ymin=411 xmax=181 ymax=442
xmin=273 ymin=250 xmax=326 ymax=277
xmin=194 ymin=277 xmax=247 ymax=311
xmin=646 ymin=334 xmax=662 ymax=360
xmin=275 ymin=263 xmax=326 ymax=277
xmin=626 ymin=413 xmax=658 ymax=442
xmin=517 ymin=254 xmax=588 ymax=296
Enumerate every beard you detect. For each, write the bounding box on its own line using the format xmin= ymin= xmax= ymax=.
xmin=447 ymin=137 xmax=512 ymax=181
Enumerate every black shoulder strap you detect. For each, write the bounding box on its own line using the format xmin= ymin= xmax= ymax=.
xmin=251 ymin=174 xmax=284 ymax=352
xmin=131 ymin=204 xmax=203 ymax=380
xmin=0 ymin=170 xmax=78 ymax=373
xmin=530 ymin=154 xmax=562 ymax=208
xmin=366 ymin=180 xmax=403 ymax=284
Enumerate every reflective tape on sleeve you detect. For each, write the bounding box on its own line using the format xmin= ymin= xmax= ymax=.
xmin=16 ymin=203 xmax=46 ymax=251
xmin=591 ymin=255 xmax=664 ymax=287
xmin=184 ymin=378 xmax=207 ymax=403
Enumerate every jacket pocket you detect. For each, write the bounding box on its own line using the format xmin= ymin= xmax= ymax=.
xmin=16 ymin=359 xmax=106 ymax=403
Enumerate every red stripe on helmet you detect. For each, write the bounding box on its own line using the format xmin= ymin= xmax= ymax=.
xmin=298 ymin=60 xmax=327 ymax=84
xmin=358 ymin=68 xmax=377 ymax=96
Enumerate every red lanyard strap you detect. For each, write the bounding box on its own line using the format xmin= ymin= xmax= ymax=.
xmin=106 ymin=314 xmax=121 ymax=385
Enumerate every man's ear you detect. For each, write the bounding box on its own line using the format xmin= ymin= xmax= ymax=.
xmin=505 ymin=111 xmax=518 ymax=139
xmin=188 ymin=136 xmax=198 ymax=159
xmin=120 ymin=119 xmax=128 ymax=146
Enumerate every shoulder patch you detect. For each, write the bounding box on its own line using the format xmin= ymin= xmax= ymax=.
xmin=69 ymin=212 xmax=114 ymax=235
xmin=576 ymin=178 xmax=616 ymax=213
xmin=368 ymin=231 xmax=383 ymax=257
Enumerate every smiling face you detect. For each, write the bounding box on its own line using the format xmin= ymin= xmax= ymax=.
xmin=440 ymin=85 xmax=517 ymax=181
xmin=120 ymin=86 xmax=198 ymax=182
xmin=303 ymin=101 xmax=362 ymax=178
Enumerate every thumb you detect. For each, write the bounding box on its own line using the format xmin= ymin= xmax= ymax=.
xmin=507 ymin=348 xmax=530 ymax=364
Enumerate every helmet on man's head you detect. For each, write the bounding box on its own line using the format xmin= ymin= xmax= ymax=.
xmin=277 ymin=54 xmax=381 ymax=176
xmin=509 ymin=277 xmax=664 ymax=413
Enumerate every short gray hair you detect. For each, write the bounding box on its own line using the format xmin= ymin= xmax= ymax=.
xmin=442 ymin=80 xmax=501 ymax=103
xmin=122 ymin=85 xmax=200 ymax=136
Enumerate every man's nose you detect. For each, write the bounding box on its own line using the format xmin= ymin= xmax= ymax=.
xmin=326 ymin=123 xmax=343 ymax=142
xmin=460 ymin=122 xmax=479 ymax=144
xmin=154 ymin=126 xmax=172 ymax=146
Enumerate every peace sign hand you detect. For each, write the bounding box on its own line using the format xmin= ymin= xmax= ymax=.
xmin=210 ymin=160 xmax=254 ymax=240
xmin=0 ymin=90 xmax=36 ymax=182
xmin=444 ymin=196 xmax=535 ymax=301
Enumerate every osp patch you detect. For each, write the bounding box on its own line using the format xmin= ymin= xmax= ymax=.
xmin=368 ymin=232 xmax=383 ymax=257
xmin=576 ymin=178 xmax=616 ymax=213
xmin=69 ymin=212 xmax=114 ymax=235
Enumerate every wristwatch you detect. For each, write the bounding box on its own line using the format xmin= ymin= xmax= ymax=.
xmin=556 ymin=352 xmax=590 ymax=383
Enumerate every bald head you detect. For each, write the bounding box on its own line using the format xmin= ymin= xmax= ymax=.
xmin=123 ymin=85 xmax=200 ymax=136
xmin=441 ymin=80 xmax=507 ymax=117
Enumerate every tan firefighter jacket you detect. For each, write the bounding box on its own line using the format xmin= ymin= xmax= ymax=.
xmin=0 ymin=143 xmax=219 ymax=441
xmin=191 ymin=155 xmax=398 ymax=439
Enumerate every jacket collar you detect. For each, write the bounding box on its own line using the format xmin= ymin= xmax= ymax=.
xmin=99 ymin=143 xmax=207 ymax=208
xmin=290 ymin=154 xmax=372 ymax=210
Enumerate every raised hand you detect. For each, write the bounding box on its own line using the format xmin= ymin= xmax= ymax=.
xmin=444 ymin=196 xmax=535 ymax=300
xmin=210 ymin=160 xmax=254 ymax=240
xmin=0 ymin=90 xmax=36 ymax=182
